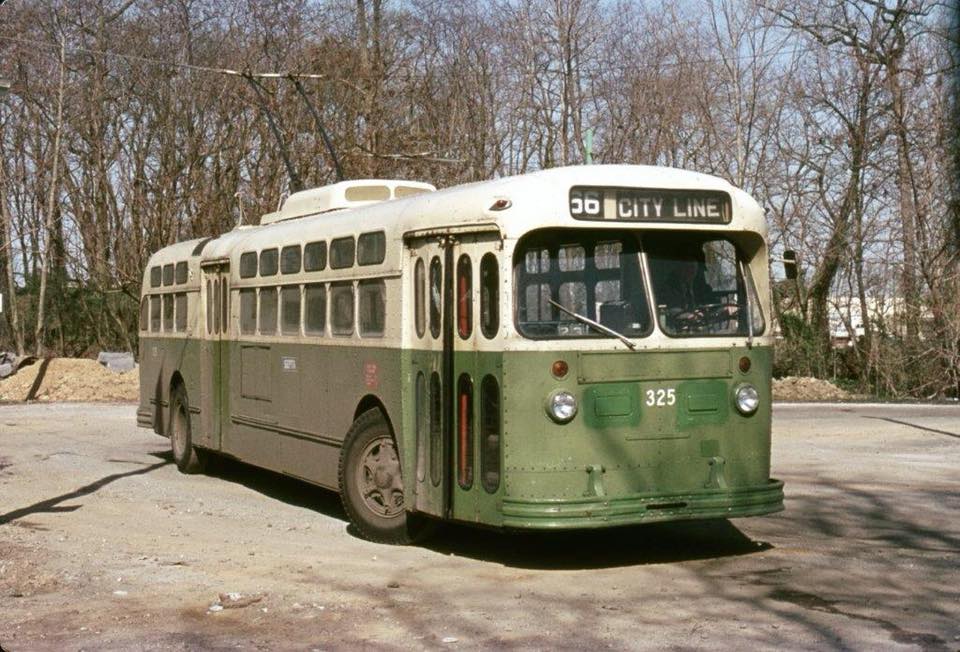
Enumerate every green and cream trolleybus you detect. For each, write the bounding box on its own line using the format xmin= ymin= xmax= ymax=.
xmin=138 ymin=165 xmax=784 ymax=543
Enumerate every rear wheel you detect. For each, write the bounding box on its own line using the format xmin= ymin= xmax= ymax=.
xmin=338 ymin=408 xmax=433 ymax=544
xmin=170 ymin=384 xmax=207 ymax=474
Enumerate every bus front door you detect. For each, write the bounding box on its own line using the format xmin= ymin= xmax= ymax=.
xmin=409 ymin=232 xmax=500 ymax=522
xmin=198 ymin=261 xmax=229 ymax=451
xmin=410 ymin=238 xmax=450 ymax=518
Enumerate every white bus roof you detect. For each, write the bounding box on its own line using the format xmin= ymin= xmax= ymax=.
xmin=145 ymin=165 xmax=765 ymax=280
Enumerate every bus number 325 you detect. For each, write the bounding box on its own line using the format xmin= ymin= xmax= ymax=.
xmin=645 ymin=388 xmax=676 ymax=407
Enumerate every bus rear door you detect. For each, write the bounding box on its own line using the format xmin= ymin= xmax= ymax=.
xmin=198 ymin=261 xmax=229 ymax=450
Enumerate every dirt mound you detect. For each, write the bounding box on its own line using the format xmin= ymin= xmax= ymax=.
xmin=0 ymin=357 xmax=138 ymax=402
xmin=773 ymin=376 xmax=851 ymax=402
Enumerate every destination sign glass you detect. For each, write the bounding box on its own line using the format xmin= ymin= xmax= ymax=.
xmin=569 ymin=186 xmax=732 ymax=224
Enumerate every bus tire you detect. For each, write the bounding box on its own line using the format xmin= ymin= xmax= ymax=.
xmin=169 ymin=384 xmax=207 ymax=474
xmin=338 ymin=408 xmax=431 ymax=544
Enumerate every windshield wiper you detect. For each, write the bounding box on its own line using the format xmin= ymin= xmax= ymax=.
xmin=548 ymin=299 xmax=637 ymax=350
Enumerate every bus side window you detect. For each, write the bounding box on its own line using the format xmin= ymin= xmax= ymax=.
xmin=150 ymin=266 xmax=162 ymax=288
xmin=206 ymin=280 xmax=213 ymax=334
xmin=239 ymin=289 xmax=257 ymax=335
xmin=331 ymin=282 xmax=355 ymax=336
xmin=162 ymin=264 xmax=174 ymax=286
xmin=457 ymin=255 xmax=472 ymax=339
xmin=357 ymin=231 xmax=385 ymax=265
xmin=175 ymin=293 xmax=188 ymax=332
xmin=358 ymin=279 xmax=386 ymax=337
xmin=281 ymin=285 xmax=301 ymax=335
xmin=260 ymin=249 xmax=279 ymax=277
xmin=150 ymin=295 xmax=161 ymax=332
xmin=414 ymin=258 xmax=425 ymax=338
xmin=213 ymin=279 xmax=221 ymax=334
xmin=330 ymin=237 xmax=356 ymax=269
xmin=163 ymin=294 xmax=174 ymax=332
xmin=221 ymin=278 xmax=229 ymax=333
xmin=139 ymin=297 xmax=148 ymax=332
xmin=304 ymin=283 xmax=327 ymax=335
xmin=480 ymin=253 xmax=499 ymax=339
xmin=429 ymin=256 xmax=442 ymax=339
xmin=260 ymin=287 xmax=278 ymax=335
xmin=240 ymin=252 xmax=257 ymax=278
xmin=304 ymin=241 xmax=327 ymax=271
xmin=281 ymin=245 xmax=302 ymax=274
xmin=175 ymin=261 xmax=188 ymax=284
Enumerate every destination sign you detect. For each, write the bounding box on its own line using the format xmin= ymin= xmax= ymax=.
xmin=569 ymin=186 xmax=732 ymax=224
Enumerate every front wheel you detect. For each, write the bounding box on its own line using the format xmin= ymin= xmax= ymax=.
xmin=169 ymin=384 xmax=207 ymax=474
xmin=338 ymin=408 xmax=432 ymax=544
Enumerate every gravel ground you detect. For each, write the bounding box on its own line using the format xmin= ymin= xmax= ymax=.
xmin=1 ymin=402 xmax=958 ymax=650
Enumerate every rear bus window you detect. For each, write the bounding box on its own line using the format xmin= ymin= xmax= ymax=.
xmin=139 ymin=298 xmax=148 ymax=331
xmin=175 ymin=261 xmax=188 ymax=284
xmin=150 ymin=266 xmax=162 ymax=287
xmin=162 ymin=264 xmax=174 ymax=286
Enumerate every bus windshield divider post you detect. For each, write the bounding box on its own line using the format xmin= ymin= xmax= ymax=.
xmin=740 ymin=260 xmax=754 ymax=349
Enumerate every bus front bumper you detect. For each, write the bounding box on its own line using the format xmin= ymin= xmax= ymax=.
xmin=500 ymin=479 xmax=784 ymax=529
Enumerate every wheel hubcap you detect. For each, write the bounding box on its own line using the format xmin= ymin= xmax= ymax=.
xmin=357 ymin=436 xmax=404 ymax=519
xmin=172 ymin=405 xmax=187 ymax=459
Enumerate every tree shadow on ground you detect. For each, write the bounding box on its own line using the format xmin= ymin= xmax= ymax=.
xmin=0 ymin=459 xmax=170 ymax=526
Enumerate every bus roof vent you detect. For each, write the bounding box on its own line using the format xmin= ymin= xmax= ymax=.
xmin=260 ymin=179 xmax=436 ymax=225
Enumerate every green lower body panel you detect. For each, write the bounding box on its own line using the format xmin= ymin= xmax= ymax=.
xmin=500 ymin=478 xmax=784 ymax=529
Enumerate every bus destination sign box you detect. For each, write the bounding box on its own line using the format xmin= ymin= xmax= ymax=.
xmin=569 ymin=186 xmax=731 ymax=224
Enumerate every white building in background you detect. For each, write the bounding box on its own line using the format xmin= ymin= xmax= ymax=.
xmin=827 ymin=295 xmax=913 ymax=346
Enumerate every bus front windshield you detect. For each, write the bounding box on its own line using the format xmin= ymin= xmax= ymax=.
xmin=514 ymin=230 xmax=765 ymax=340
xmin=515 ymin=230 xmax=652 ymax=340
xmin=645 ymin=232 xmax=765 ymax=337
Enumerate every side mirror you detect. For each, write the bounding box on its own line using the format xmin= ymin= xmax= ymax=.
xmin=783 ymin=250 xmax=798 ymax=280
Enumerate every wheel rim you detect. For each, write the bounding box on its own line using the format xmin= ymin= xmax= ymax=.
xmin=172 ymin=403 xmax=188 ymax=460
xmin=356 ymin=436 xmax=404 ymax=519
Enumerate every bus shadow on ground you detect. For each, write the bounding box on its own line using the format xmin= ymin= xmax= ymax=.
xmin=150 ymin=451 xmax=349 ymax=521
xmin=421 ymin=518 xmax=771 ymax=570
xmin=152 ymin=451 xmax=769 ymax=569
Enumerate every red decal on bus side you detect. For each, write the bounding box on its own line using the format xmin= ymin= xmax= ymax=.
xmin=363 ymin=362 xmax=378 ymax=389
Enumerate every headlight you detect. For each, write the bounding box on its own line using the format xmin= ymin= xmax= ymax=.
xmin=546 ymin=390 xmax=578 ymax=423
xmin=734 ymin=384 xmax=760 ymax=415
